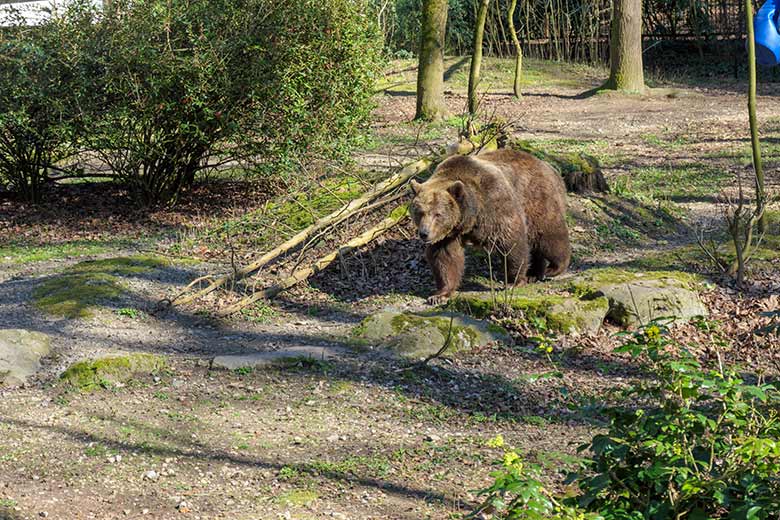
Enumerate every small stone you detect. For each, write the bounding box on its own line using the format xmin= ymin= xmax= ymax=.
xmin=142 ymin=509 xmax=150 ymax=515
xmin=123 ymin=510 xmax=131 ymax=516
xmin=326 ymin=434 xmax=339 ymax=442
xmin=143 ymin=470 xmax=159 ymax=481
xmin=39 ymin=512 xmax=48 ymax=518
xmin=424 ymin=434 xmax=441 ymax=442
xmin=176 ymin=501 xmax=190 ymax=513
xmin=292 ymin=436 xmax=303 ymax=445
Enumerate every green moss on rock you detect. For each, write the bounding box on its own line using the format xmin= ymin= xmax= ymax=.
xmin=61 ymin=353 xmax=167 ymax=391
xmin=353 ymin=309 xmax=508 ymax=359
xmin=452 ymin=290 xmax=608 ymax=335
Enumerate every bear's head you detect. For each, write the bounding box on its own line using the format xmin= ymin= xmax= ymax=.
xmin=409 ymin=179 xmax=466 ymax=243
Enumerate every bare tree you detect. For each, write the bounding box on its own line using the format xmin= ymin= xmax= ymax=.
xmin=746 ymin=0 xmax=767 ymax=233
xmin=507 ymin=0 xmax=522 ymax=98
xmin=467 ymin=0 xmax=490 ymax=114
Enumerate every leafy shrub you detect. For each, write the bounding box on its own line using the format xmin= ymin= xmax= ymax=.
xmin=472 ymin=435 xmax=600 ymax=520
xmin=45 ymin=0 xmax=381 ymax=206
xmin=574 ymin=323 xmax=780 ymax=520
xmin=472 ymin=322 xmax=780 ymax=519
xmin=0 ymin=13 xmax=83 ymax=202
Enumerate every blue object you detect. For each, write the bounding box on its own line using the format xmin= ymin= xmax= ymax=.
xmin=755 ymin=0 xmax=780 ymax=66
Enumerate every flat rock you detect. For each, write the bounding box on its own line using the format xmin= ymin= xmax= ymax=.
xmin=352 ymin=309 xmax=509 ymax=359
xmin=597 ymin=279 xmax=708 ymax=327
xmin=212 ymin=346 xmax=339 ymax=370
xmin=0 ymin=329 xmax=51 ymax=386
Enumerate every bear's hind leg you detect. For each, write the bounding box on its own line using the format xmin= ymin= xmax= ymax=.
xmin=425 ymin=237 xmax=465 ymax=304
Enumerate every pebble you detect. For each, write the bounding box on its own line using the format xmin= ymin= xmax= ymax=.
xmin=424 ymin=434 xmax=441 ymax=442
xmin=143 ymin=470 xmax=159 ymax=481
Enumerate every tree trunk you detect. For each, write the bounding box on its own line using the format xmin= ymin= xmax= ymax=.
xmin=746 ymin=0 xmax=767 ymax=233
xmin=604 ymin=0 xmax=645 ymax=92
xmin=415 ymin=0 xmax=448 ymax=121
xmin=507 ymin=0 xmax=522 ymax=98
xmin=467 ymin=0 xmax=490 ymax=114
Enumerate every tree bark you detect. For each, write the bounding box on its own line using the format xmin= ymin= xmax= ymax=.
xmin=468 ymin=0 xmax=490 ymax=114
xmin=746 ymin=0 xmax=767 ymax=233
xmin=604 ymin=0 xmax=645 ymax=92
xmin=415 ymin=0 xmax=449 ymax=121
xmin=507 ymin=0 xmax=522 ymax=98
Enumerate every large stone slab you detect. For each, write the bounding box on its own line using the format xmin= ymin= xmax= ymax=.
xmin=0 ymin=329 xmax=51 ymax=386
xmin=566 ymin=269 xmax=709 ymax=327
xmin=352 ymin=309 xmax=509 ymax=359
xmin=597 ymin=279 xmax=708 ymax=328
xmin=212 ymin=346 xmax=339 ymax=370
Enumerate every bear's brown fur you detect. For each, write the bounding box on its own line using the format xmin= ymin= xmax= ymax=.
xmin=410 ymin=149 xmax=571 ymax=304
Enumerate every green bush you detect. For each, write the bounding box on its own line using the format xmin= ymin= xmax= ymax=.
xmin=0 ymin=13 xmax=84 ymax=202
xmin=472 ymin=322 xmax=780 ymax=519
xmin=73 ymin=0 xmax=381 ymax=206
xmin=2 ymin=0 xmax=381 ymax=206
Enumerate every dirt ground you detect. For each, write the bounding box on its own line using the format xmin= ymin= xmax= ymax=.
xmin=1 ymin=58 xmax=779 ymax=520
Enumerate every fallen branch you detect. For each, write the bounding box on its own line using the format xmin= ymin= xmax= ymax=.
xmin=166 ymin=158 xmax=431 ymax=308
xmin=216 ymin=205 xmax=410 ymax=316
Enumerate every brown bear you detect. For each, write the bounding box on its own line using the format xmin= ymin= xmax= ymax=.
xmin=410 ymin=149 xmax=571 ymax=304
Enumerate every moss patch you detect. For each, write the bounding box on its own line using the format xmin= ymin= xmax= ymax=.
xmin=32 ymin=255 xmax=170 ymax=318
xmin=510 ymin=139 xmax=603 ymax=180
xmin=276 ymin=489 xmax=318 ymax=507
xmin=60 ymin=353 xmax=167 ymax=392
xmin=0 ymin=240 xmax=129 ymax=265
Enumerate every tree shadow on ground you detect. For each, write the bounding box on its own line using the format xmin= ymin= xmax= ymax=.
xmin=0 ymin=415 xmax=458 ymax=514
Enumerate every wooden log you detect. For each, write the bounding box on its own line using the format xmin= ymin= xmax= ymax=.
xmin=167 ymin=158 xmax=431 ymax=307
xmin=216 ymin=205 xmax=410 ymax=316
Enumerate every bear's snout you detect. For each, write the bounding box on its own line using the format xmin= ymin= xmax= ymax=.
xmin=418 ymin=229 xmax=430 ymax=241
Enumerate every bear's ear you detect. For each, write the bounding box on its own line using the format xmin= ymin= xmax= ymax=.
xmin=409 ymin=180 xmax=423 ymax=195
xmin=447 ymin=181 xmax=465 ymax=202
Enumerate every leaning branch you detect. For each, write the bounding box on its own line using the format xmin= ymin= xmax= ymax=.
xmin=216 ymin=206 xmax=410 ymax=316
xmin=166 ymin=158 xmax=431 ymax=308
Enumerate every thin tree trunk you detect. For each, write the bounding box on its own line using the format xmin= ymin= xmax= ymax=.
xmin=604 ymin=0 xmax=645 ymax=92
xmin=415 ymin=0 xmax=449 ymax=121
xmin=508 ymin=0 xmax=523 ymax=98
xmin=468 ymin=0 xmax=491 ymax=114
xmin=746 ymin=0 xmax=767 ymax=233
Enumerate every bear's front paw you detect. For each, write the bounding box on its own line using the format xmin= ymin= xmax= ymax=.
xmin=427 ymin=293 xmax=451 ymax=306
